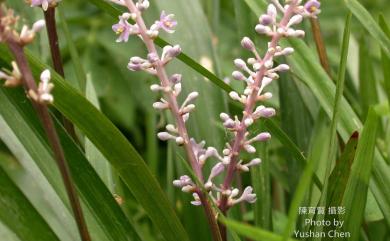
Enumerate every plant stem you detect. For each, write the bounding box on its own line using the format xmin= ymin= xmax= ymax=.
xmin=217 ymin=2 xmax=300 ymax=239
xmin=44 ymin=6 xmax=77 ymax=140
xmin=123 ymin=1 xmax=222 ymax=241
xmin=4 ymin=37 xmax=91 ymax=241
xmin=310 ymin=18 xmax=331 ymax=76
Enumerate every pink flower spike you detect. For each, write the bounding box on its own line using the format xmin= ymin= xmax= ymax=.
xmin=158 ymin=11 xmax=177 ymax=33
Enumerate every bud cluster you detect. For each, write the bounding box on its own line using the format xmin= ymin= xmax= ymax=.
xmin=28 ymin=69 xmax=55 ymax=104
xmin=0 ymin=8 xmax=45 ymax=45
xmin=0 ymin=6 xmax=54 ymax=104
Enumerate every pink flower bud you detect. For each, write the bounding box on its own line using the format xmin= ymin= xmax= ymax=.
xmin=232 ymin=71 xmax=246 ymax=81
xmin=241 ymin=37 xmax=255 ymax=51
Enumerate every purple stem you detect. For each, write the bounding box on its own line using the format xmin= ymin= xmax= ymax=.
xmin=43 ymin=6 xmax=78 ymax=140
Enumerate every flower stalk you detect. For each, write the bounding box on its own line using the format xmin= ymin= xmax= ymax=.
xmin=0 ymin=6 xmax=91 ymax=241
xmin=43 ymin=4 xmax=77 ymax=139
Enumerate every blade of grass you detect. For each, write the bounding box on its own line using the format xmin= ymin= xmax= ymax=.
xmin=344 ymin=0 xmax=390 ymax=56
xmin=57 ymin=7 xmax=86 ymax=92
xmin=379 ymin=15 xmax=390 ymax=105
xmin=315 ymin=13 xmax=352 ymax=237
xmin=0 ymin=143 xmax=78 ymax=241
xmin=284 ymin=37 xmax=390 ymax=226
xmin=0 ymin=45 xmax=191 ymax=241
xmin=251 ymin=141 xmax=272 ymax=230
xmin=323 ymin=132 xmax=359 ymax=240
xmin=329 ymin=12 xmax=352 ymax=166
xmin=359 ymin=36 xmax=379 ymax=119
xmin=0 ymin=166 xmax=60 ymax=241
xmin=219 ymin=217 xmax=298 ymax=241
xmin=263 ymin=119 xmax=323 ymax=190
xmin=339 ymin=108 xmax=379 ymax=241
xmin=279 ymin=74 xmax=313 ymax=192
xmin=280 ymin=110 xmax=333 ymax=240
xmin=85 ymin=77 xmax=114 ymax=191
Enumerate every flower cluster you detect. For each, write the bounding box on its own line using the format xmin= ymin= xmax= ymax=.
xmin=109 ymin=0 xmax=320 ymax=210
xmin=0 ymin=7 xmax=53 ymax=103
xmin=111 ymin=3 xmax=177 ymax=42
xmin=28 ymin=69 xmax=54 ymax=104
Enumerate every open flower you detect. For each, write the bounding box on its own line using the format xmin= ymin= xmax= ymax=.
xmin=151 ymin=11 xmax=177 ymax=34
xmin=112 ymin=13 xmax=138 ymax=42
xmin=303 ymin=0 xmax=321 ymax=17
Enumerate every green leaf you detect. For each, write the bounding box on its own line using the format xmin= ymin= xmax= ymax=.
xmin=58 ymin=7 xmax=86 ymax=91
xmin=283 ymin=112 xmax=329 ymax=241
xmin=379 ymin=15 xmax=390 ymax=106
xmin=344 ymin=0 xmax=390 ymax=56
xmin=251 ymin=140 xmax=272 ymax=230
xmin=85 ymin=78 xmax=114 ymax=191
xmin=243 ymin=0 xmax=266 ymax=16
xmin=340 ymin=108 xmax=379 ymax=241
xmin=358 ymin=36 xmax=379 ymax=119
xmin=279 ymin=74 xmax=313 ymax=192
xmin=285 ymin=37 xmax=390 ymax=227
xmin=263 ymin=119 xmax=323 ymax=190
xmin=0 ymin=143 xmax=78 ymax=241
xmin=321 ymin=14 xmax=353 ymax=239
xmin=0 ymin=45 xmax=190 ymax=241
xmin=327 ymin=12 xmax=352 ymax=178
xmin=220 ymin=217 xmax=298 ymax=241
xmin=326 ymin=132 xmax=359 ymax=212
xmin=0 ymin=87 xmax=140 ymax=241
xmin=323 ymin=132 xmax=359 ymax=240
xmin=0 ymin=165 xmax=60 ymax=241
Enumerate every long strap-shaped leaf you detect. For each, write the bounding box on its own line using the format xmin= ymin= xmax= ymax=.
xmin=345 ymin=0 xmax=390 ymax=56
xmin=0 ymin=87 xmax=141 ymax=241
xmin=0 ymin=45 xmax=190 ymax=241
xmin=340 ymin=108 xmax=379 ymax=241
xmin=0 ymin=166 xmax=60 ymax=241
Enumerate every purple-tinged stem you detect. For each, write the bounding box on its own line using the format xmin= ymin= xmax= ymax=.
xmin=310 ymin=18 xmax=331 ymax=76
xmin=43 ymin=6 xmax=77 ymax=140
xmin=123 ymin=1 xmax=222 ymax=241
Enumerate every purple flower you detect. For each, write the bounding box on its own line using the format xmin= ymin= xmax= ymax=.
xmin=157 ymin=11 xmax=177 ymax=33
xmin=304 ymin=0 xmax=321 ymax=16
xmin=112 ymin=14 xmax=137 ymax=42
